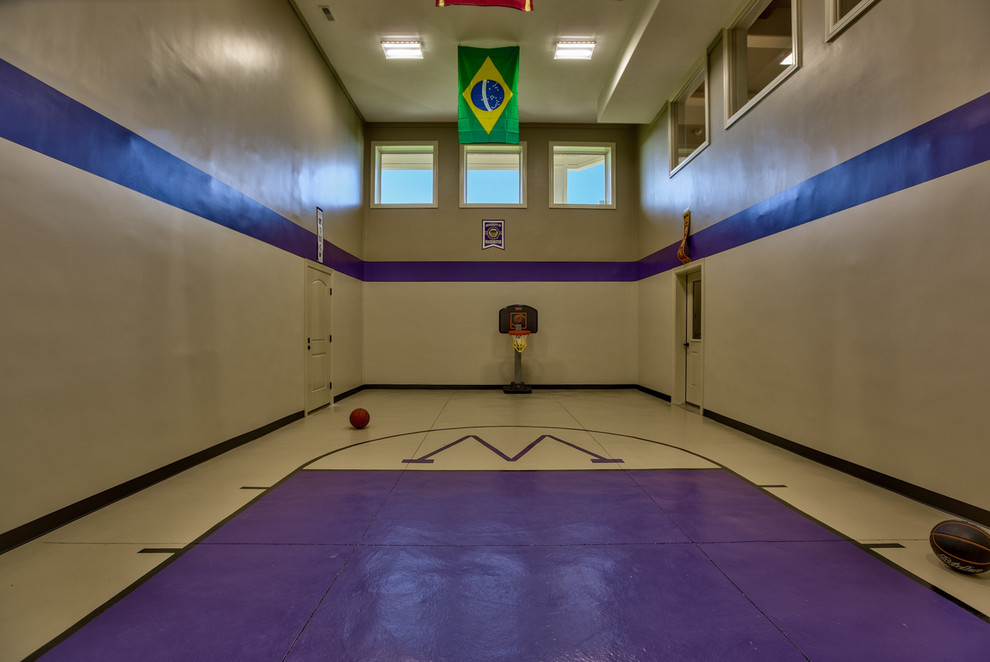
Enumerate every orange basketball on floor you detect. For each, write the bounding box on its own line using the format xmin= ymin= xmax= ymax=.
xmin=349 ymin=408 xmax=370 ymax=429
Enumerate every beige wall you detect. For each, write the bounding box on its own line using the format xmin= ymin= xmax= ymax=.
xmin=0 ymin=0 xmax=365 ymax=534
xmin=362 ymin=123 xmax=641 ymax=386
xmin=639 ymin=0 xmax=990 ymax=253
xmin=0 ymin=0 xmax=365 ymax=251
xmin=704 ymin=162 xmax=990 ymax=510
xmin=637 ymin=0 xmax=990 ymax=510
xmin=365 ymin=282 xmax=637 ymax=385
xmin=636 ymin=272 xmax=675 ymax=396
xmin=0 ymin=140 xmax=303 ymax=531
xmin=365 ymin=124 xmax=639 ymax=262
xmin=332 ymin=272 xmax=366 ymax=391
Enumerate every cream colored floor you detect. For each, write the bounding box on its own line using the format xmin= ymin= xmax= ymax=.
xmin=1 ymin=389 xmax=987 ymax=661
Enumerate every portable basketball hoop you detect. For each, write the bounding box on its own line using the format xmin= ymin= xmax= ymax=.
xmin=499 ymin=304 xmax=538 ymax=394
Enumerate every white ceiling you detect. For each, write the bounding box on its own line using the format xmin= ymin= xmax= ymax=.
xmin=290 ymin=0 xmax=742 ymax=125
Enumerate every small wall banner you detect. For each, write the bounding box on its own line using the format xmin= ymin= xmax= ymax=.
xmin=317 ymin=207 xmax=324 ymax=263
xmin=677 ymin=209 xmax=691 ymax=264
xmin=483 ymin=219 xmax=505 ymax=250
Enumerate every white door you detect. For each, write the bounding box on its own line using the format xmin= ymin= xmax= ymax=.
xmin=685 ymin=271 xmax=704 ymax=407
xmin=305 ymin=265 xmax=332 ymax=413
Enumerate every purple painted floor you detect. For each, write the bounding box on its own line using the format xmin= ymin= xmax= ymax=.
xmin=35 ymin=470 xmax=990 ymax=661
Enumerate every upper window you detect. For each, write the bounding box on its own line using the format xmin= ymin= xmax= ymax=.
xmin=669 ymin=60 xmax=709 ymax=175
xmin=826 ymin=0 xmax=881 ymax=41
xmin=371 ymin=142 xmax=438 ymax=208
xmin=724 ymin=0 xmax=801 ymax=127
xmin=549 ymin=143 xmax=615 ymax=208
xmin=460 ymin=143 xmax=527 ymax=208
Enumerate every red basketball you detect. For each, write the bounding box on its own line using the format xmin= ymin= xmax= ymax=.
xmin=348 ymin=408 xmax=370 ymax=429
xmin=929 ymin=519 xmax=990 ymax=574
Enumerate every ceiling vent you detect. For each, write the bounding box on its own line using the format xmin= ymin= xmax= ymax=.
xmin=320 ymin=6 xmax=334 ymax=21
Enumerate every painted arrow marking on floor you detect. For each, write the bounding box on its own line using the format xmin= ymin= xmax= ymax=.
xmin=402 ymin=434 xmax=623 ymax=464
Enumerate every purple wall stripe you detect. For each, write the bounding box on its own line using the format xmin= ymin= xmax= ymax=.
xmin=3 ymin=57 xmax=988 ymax=284
xmin=636 ymin=90 xmax=990 ymax=279
xmin=364 ymin=260 xmax=637 ymax=282
xmin=0 ymin=58 xmax=365 ymax=281
xmin=323 ymin=242 xmax=365 ymax=281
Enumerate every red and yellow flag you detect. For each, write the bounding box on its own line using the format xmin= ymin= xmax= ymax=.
xmin=677 ymin=210 xmax=692 ymax=264
xmin=437 ymin=0 xmax=533 ymax=11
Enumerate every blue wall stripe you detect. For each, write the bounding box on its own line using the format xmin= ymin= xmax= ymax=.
xmin=2 ymin=58 xmax=988 ymax=284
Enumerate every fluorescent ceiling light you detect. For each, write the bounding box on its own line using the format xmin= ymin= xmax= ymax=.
xmin=381 ymin=41 xmax=423 ymax=59
xmin=780 ymin=52 xmax=794 ymax=65
xmin=554 ymin=41 xmax=595 ymax=60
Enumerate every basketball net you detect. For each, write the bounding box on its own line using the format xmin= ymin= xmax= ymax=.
xmin=508 ymin=329 xmax=530 ymax=353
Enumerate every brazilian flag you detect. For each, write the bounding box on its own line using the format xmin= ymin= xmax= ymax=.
xmin=458 ymin=46 xmax=519 ymax=144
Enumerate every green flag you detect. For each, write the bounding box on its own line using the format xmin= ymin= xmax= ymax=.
xmin=458 ymin=46 xmax=519 ymax=144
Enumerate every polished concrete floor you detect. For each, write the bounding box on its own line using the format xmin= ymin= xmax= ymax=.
xmin=2 ymin=389 xmax=988 ymax=661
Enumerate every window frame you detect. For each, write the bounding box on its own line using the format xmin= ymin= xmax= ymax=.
xmin=668 ymin=57 xmax=710 ymax=176
xmin=723 ymin=0 xmax=802 ymax=129
xmin=826 ymin=0 xmax=882 ymax=42
xmin=370 ymin=141 xmax=439 ymax=209
xmin=548 ymin=142 xmax=616 ymax=209
xmin=459 ymin=142 xmax=528 ymax=209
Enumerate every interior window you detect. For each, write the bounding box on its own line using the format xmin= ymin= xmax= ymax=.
xmin=827 ymin=0 xmax=882 ymax=41
xmin=724 ymin=0 xmax=800 ymax=126
xmin=461 ymin=143 xmax=527 ymax=208
xmin=550 ymin=143 xmax=615 ymax=208
xmin=372 ymin=142 xmax=438 ymax=208
xmin=669 ymin=62 xmax=709 ymax=174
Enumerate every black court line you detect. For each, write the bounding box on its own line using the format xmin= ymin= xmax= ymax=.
xmin=862 ymin=543 xmax=907 ymax=549
xmin=137 ymin=548 xmax=184 ymax=554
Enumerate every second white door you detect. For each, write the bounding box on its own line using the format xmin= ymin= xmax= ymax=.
xmin=685 ymin=270 xmax=704 ymax=407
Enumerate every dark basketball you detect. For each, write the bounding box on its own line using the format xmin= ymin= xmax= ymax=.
xmin=929 ymin=520 xmax=990 ymax=574
xmin=349 ymin=408 xmax=370 ymax=429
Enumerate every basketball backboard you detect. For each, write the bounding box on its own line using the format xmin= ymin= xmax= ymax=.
xmin=499 ymin=304 xmax=538 ymax=334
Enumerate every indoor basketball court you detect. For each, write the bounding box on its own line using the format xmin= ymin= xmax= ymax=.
xmin=3 ymin=0 xmax=990 ymax=660
xmin=7 ymin=389 xmax=989 ymax=661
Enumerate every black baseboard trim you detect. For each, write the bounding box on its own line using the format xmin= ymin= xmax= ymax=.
xmin=533 ymin=384 xmax=642 ymax=390
xmin=12 ymin=393 xmax=978 ymax=554
xmin=0 ymin=410 xmax=304 ymax=554
xmin=337 ymin=384 xmax=672 ymax=402
xmin=347 ymin=384 xmax=650 ymax=393
xmin=360 ymin=384 xmax=501 ymax=391
xmin=704 ymin=409 xmax=990 ymax=527
xmin=635 ymin=385 xmax=672 ymax=402
xmin=333 ymin=385 xmax=370 ymax=402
